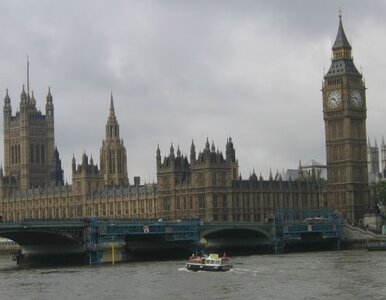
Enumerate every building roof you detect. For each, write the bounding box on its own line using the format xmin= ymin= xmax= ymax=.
xmin=332 ymin=15 xmax=351 ymax=50
xmin=325 ymin=59 xmax=360 ymax=78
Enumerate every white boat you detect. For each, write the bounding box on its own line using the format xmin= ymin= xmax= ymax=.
xmin=185 ymin=253 xmax=233 ymax=272
xmin=0 ymin=237 xmax=19 ymax=253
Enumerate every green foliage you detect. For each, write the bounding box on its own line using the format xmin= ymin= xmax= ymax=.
xmin=370 ymin=181 xmax=386 ymax=205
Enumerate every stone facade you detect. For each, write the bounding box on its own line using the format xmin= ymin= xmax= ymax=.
xmin=0 ymin=15 xmax=368 ymax=224
xmin=156 ymin=139 xmax=327 ymax=223
xmin=3 ymin=87 xmax=57 ymax=190
xmin=100 ymin=94 xmax=128 ymax=187
xmin=366 ymin=138 xmax=386 ymax=182
xmin=322 ymin=15 xmax=370 ymax=223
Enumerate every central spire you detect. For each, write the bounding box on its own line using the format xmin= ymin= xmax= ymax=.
xmin=332 ymin=13 xmax=351 ymax=51
xmin=109 ymin=92 xmax=115 ymax=117
xmin=27 ymin=55 xmax=30 ymax=96
xmin=325 ymin=12 xmax=360 ymax=78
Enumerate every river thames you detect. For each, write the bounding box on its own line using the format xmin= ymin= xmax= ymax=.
xmin=0 ymin=250 xmax=385 ymax=300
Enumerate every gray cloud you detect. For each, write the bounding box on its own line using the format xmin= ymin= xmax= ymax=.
xmin=0 ymin=0 xmax=385 ymax=182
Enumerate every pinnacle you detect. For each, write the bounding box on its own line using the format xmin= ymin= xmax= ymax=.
xmin=332 ymin=14 xmax=351 ymax=50
xmin=110 ymin=92 xmax=115 ymax=116
xmin=4 ymin=89 xmax=10 ymax=103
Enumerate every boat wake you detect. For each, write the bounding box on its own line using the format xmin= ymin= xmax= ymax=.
xmin=232 ymin=267 xmax=258 ymax=274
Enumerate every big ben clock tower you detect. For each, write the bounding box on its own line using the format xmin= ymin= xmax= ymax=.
xmin=322 ymin=13 xmax=369 ymax=223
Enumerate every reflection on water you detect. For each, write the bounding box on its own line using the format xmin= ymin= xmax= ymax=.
xmin=1 ymin=251 xmax=386 ymax=300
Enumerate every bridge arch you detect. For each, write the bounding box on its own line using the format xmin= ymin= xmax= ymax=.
xmin=0 ymin=230 xmax=82 ymax=246
xmin=199 ymin=224 xmax=272 ymax=252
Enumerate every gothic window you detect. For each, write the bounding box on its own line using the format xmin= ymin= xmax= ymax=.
xmin=117 ymin=150 xmax=122 ymax=173
xmin=30 ymin=144 xmax=34 ymax=163
xmin=198 ymin=194 xmax=205 ymax=208
xmin=189 ymin=196 xmax=193 ymax=209
xmin=197 ymin=173 xmax=205 ymax=186
xmin=111 ymin=152 xmax=116 ymax=173
xmin=11 ymin=146 xmax=14 ymax=164
xmin=162 ymin=198 xmax=171 ymax=211
xmin=212 ymin=173 xmax=217 ymax=186
xmin=41 ymin=145 xmax=45 ymax=163
xmin=108 ymin=150 xmax=112 ymax=173
xmin=213 ymin=195 xmax=217 ymax=208
xmin=35 ymin=145 xmax=40 ymax=163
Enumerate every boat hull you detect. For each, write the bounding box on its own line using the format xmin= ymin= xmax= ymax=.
xmin=185 ymin=263 xmax=232 ymax=272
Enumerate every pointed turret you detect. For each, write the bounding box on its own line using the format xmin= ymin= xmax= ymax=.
xmin=190 ymin=140 xmax=196 ymax=163
xmin=156 ymin=144 xmax=161 ymax=168
xmin=20 ymin=85 xmax=27 ymax=104
xmin=205 ymin=138 xmax=210 ymax=150
xmin=381 ymin=136 xmax=386 ymax=174
xmin=72 ymin=154 xmax=76 ymax=172
xmin=100 ymin=93 xmax=128 ymax=186
xmin=332 ymin=14 xmax=351 ymax=51
xmin=50 ymin=147 xmax=64 ymax=186
xmin=177 ymin=145 xmax=181 ymax=157
xmin=46 ymin=87 xmax=54 ymax=117
xmin=211 ymin=141 xmax=215 ymax=153
xmin=4 ymin=89 xmax=10 ymax=105
xmin=46 ymin=86 xmax=53 ymax=103
xmin=226 ymin=137 xmax=236 ymax=162
xmin=105 ymin=93 xmax=119 ymax=139
xmin=3 ymin=89 xmax=11 ymax=119
xmin=109 ymin=92 xmax=115 ymax=117
xmin=30 ymin=91 xmax=36 ymax=106
xmin=82 ymin=152 xmax=88 ymax=166
xmin=249 ymin=169 xmax=258 ymax=181
xmin=325 ymin=13 xmax=361 ymax=78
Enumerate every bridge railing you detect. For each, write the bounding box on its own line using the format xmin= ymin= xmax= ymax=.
xmin=274 ymin=209 xmax=343 ymax=253
xmin=94 ymin=219 xmax=200 ymax=245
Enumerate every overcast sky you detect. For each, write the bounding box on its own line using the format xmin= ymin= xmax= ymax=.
xmin=1 ymin=1 xmax=386 ymax=183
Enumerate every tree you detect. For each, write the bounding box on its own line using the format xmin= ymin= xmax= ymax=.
xmin=370 ymin=181 xmax=386 ymax=205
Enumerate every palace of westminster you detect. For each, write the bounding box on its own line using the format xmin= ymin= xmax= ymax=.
xmin=0 ymin=16 xmax=376 ymax=225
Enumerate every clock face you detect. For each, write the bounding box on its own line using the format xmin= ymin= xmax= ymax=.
xmin=327 ymin=90 xmax=342 ymax=109
xmin=351 ymin=90 xmax=363 ymax=108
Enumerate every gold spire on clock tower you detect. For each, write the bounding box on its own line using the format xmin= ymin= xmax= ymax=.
xmin=322 ymin=13 xmax=369 ymax=223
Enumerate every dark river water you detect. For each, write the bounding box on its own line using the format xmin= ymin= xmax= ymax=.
xmin=0 ymin=250 xmax=385 ymax=300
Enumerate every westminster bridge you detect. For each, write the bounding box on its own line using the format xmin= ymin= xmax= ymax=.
xmin=0 ymin=209 xmax=342 ymax=265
